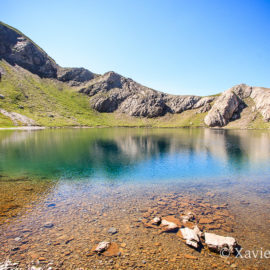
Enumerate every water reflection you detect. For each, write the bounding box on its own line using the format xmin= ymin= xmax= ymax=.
xmin=0 ymin=128 xmax=269 ymax=181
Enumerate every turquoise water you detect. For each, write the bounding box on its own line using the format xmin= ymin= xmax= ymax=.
xmin=0 ymin=128 xmax=269 ymax=183
xmin=1 ymin=128 xmax=270 ymax=269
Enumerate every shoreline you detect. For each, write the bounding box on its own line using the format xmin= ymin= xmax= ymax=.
xmin=0 ymin=125 xmax=269 ymax=131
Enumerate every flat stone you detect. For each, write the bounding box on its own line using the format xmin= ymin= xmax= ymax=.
xmin=199 ymin=217 xmax=214 ymax=224
xmin=204 ymin=232 xmax=237 ymax=254
xmin=94 ymin=241 xmax=110 ymax=253
xmin=103 ymin=242 xmax=120 ymax=257
xmin=108 ymin=227 xmax=118 ymax=235
xmin=43 ymin=223 xmax=54 ymax=228
xmin=184 ymin=254 xmax=198 ymax=260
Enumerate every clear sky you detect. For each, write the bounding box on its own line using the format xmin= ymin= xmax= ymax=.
xmin=1 ymin=0 xmax=270 ymax=95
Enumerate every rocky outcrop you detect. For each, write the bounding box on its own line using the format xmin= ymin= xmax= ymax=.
xmin=57 ymin=67 xmax=96 ymax=86
xmin=204 ymin=90 xmax=241 ymax=127
xmin=165 ymin=95 xmax=201 ymax=113
xmin=0 ymin=109 xmax=36 ymax=126
xmin=204 ymin=84 xmax=270 ymax=127
xmin=0 ymin=22 xmax=58 ymax=78
xmin=250 ymin=87 xmax=270 ymax=122
xmin=80 ymin=71 xmax=214 ymax=118
xmin=0 ymin=22 xmax=96 ymax=85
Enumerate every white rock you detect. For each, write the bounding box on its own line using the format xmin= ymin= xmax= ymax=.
xmin=181 ymin=211 xmax=194 ymax=223
xmin=204 ymin=232 xmax=237 ymax=253
xmin=95 ymin=241 xmax=110 ymax=253
xmin=151 ymin=216 xmax=161 ymax=225
xmin=0 ymin=259 xmax=19 ymax=270
xmin=193 ymin=225 xmax=203 ymax=238
xmin=161 ymin=219 xmax=178 ymax=230
xmin=180 ymin=227 xmax=200 ymax=242
xmin=180 ymin=227 xmax=201 ymax=249
xmin=186 ymin=239 xmax=198 ymax=249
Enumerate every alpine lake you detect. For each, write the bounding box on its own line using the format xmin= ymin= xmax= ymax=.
xmin=0 ymin=128 xmax=270 ymax=270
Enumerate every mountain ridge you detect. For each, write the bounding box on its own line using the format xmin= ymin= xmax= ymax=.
xmin=0 ymin=21 xmax=269 ymax=129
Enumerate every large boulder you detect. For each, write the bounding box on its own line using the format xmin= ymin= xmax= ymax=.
xmin=204 ymin=90 xmax=241 ymax=127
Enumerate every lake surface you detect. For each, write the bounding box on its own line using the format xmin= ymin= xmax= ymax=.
xmin=0 ymin=128 xmax=270 ymax=269
xmin=0 ymin=128 xmax=270 ymax=182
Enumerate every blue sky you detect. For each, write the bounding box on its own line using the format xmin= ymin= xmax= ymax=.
xmin=1 ymin=0 xmax=270 ymax=95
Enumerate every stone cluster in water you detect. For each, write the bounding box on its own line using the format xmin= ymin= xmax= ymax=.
xmin=1 ymin=179 xmax=269 ymax=270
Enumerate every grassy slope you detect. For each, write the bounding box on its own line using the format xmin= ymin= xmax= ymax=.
xmin=0 ymin=61 xmax=208 ymax=128
xmin=0 ymin=61 xmax=269 ymax=129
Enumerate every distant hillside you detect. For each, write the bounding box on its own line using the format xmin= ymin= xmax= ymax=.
xmin=0 ymin=21 xmax=269 ymax=129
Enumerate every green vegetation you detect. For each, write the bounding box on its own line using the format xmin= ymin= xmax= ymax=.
xmin=0 ymin=60 xmax=209 ymax=128
xmin=0 ymin=60 xmax=269 ymax=129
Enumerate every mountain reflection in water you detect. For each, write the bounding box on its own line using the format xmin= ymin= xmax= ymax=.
xmin=0 ymin=128 xmax=269 ymax=182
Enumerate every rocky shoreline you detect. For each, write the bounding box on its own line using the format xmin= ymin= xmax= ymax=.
xmin=1 ymin=179 xmax=269 ymax=270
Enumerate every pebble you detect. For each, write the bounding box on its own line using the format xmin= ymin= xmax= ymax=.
xmin=184 ymin=254 xmax=198 ymax=260
xmin=43 ymin=223 xmax=54 ymax=228
xmin=14 ymin=237 xmax=21 ymax=242
xmin=107 ymin=227 xmax=118 ymax=235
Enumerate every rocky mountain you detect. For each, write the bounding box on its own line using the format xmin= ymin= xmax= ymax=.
xmin=0 ymin=21 xmax=269 ymax=128
xmin=79 ymin=71 xmax=214 ymax=118
xmin=0 ymin=22 xmax=96 ymax=86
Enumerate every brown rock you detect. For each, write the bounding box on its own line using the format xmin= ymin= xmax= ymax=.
xmin=184 ymin=254 xmax=198 ymax=260
xmin=103 ymin=243 xmax=120 ymax=257
xmin=199 ymin=217 xmax=214 ymax=224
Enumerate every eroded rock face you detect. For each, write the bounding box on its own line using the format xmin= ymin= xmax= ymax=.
xmin=250 ymin=87 xmax=270 ymax=122
xmin=80 ymin=71 xmax=214 ymax=118
xmin=0 ymin=22 xmax=96 ymax=85
xmin=57 ymin=67 xmax=96 ymax=86
xmin=165 ymin=96 xmax=201 ymax=113
xmin=204 ymin=90 xmax=241 ymax=127
xmin=0 ymin=109 xmax=36 ymax=126
xmin=0 ymin=23 xmax=58 ymax=78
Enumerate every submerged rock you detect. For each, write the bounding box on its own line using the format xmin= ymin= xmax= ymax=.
xmin=161 ymin=219 xmax=178 ymax=232
xmin=160 ymin=216 xmax=181 ymax=232
xmin=94 ymin=241 xmax=110 ymax=253
xmin=181 ymin=211 xmax=195 ymax=224
xmin=179 ymin=227 xmax=201 ymax=249
xmin=0 ymin=259 xmax=19 ymax=270
xmin=43 ymin=223 xmax=54 ymax=229
xmin=107 ymin=227 xmax=118 ymax=235
xmin=204 ymin=232 xmax=237 ymax=254
xmin=90 ymin=241 xmax=120 ymax=257
xmin=151 ymin=216 xmax=162 ymax=225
